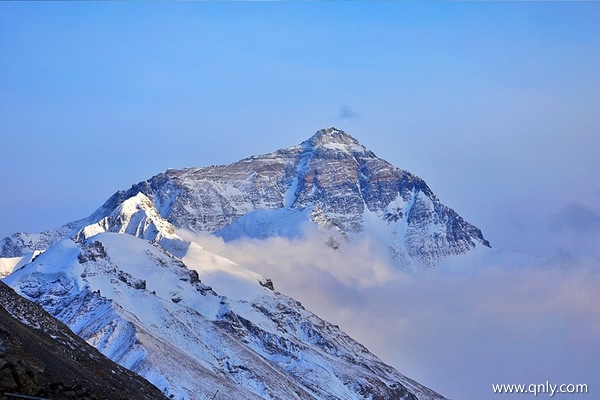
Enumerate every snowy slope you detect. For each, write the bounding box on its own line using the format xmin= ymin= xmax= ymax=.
xmin=3 ymin=194 xmax=446 ymax=400
xmin=0 ymin=251 xmax=41 ymax=278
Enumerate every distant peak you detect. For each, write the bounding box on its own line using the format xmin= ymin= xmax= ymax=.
xmin=75 ymin=192 xmax=179 ymax=243
xmin=118 ymin=192 xmax=155 ymax=212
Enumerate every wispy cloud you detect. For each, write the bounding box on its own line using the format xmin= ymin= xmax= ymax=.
xmin=546 ymin=203 xmax=600 ymax=262
xmin=338 ymin=105 xmax=359 ymax=120
xmin=550 ymin=202 xmax=600 ymax=234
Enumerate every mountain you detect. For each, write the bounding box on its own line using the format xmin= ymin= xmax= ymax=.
xmin=3 ymin=193 xmax=445 ymax=399
xmin=1 ymin=127 xmax=490 ymax=269
xmin=0 ymin=281 xmax=168 ymax=400
xmin=0 ymin=127 xmax=488 ymax=399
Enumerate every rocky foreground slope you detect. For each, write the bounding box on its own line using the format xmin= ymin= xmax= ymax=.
xmin=0 ymin=282 xmax=167 ymax=400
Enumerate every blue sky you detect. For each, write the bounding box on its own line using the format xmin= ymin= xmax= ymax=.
xmin=1 ymin=3 xmax=600 ymax=398
xmin=2 ymin=2 xmax=599 ymax=258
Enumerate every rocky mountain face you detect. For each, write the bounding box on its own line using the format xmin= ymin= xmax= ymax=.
xmin=0 ymin=281 xmax=167 ymax=400
xmin=1 ymin=127 xmax=488 ymax=270
xmin=3 ymin=194 xmax=445 ymax=400
xmin=123 ymin=128 xmax=489 ymax=267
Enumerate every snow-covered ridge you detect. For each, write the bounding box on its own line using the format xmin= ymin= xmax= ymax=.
xmin=3 ymin=194 xmax=446 ymax=399
xmin=77 ymin=193 xmax=176 ymax=241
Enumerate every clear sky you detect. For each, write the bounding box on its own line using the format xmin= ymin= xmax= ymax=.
xmin=1 ymin=2 xmax=600 ymax=399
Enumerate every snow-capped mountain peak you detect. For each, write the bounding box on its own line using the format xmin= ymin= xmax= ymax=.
xmin=1 ymin=127 xmax=490 ymax=270
xmin=81 ymin=192 xmax=173 ymax=237
xmin=300 ymin=127 xmax=371 ymax=156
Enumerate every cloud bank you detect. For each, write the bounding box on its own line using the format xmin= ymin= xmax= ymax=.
xmin=180 ymin=229 xmax=600 ymax=400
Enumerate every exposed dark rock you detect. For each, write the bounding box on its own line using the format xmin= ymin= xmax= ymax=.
xmin=0 ymin=282 xmax=168 ymax=400
xmin=77 ymin=241 xmax=107 ymax=264
xmin=259 ymin=278 xmax=274 ymax=291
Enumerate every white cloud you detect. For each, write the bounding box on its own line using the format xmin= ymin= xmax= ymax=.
xmin=182 ymin=230 xmax=600 ymax=400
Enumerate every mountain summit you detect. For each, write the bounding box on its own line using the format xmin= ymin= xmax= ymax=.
xmin=117 ymin=127 xmax=489 ymax=267
xmin=301 ymin=127 xmax=370 ymax=154
xmin=2 ymin=127 xmax=490 ymax=269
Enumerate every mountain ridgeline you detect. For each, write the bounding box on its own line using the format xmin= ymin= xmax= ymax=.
xmin=2 ymin=128 xmax=489 ymax=268
xmin=93 ymin=127 xmax=489 ymax=267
